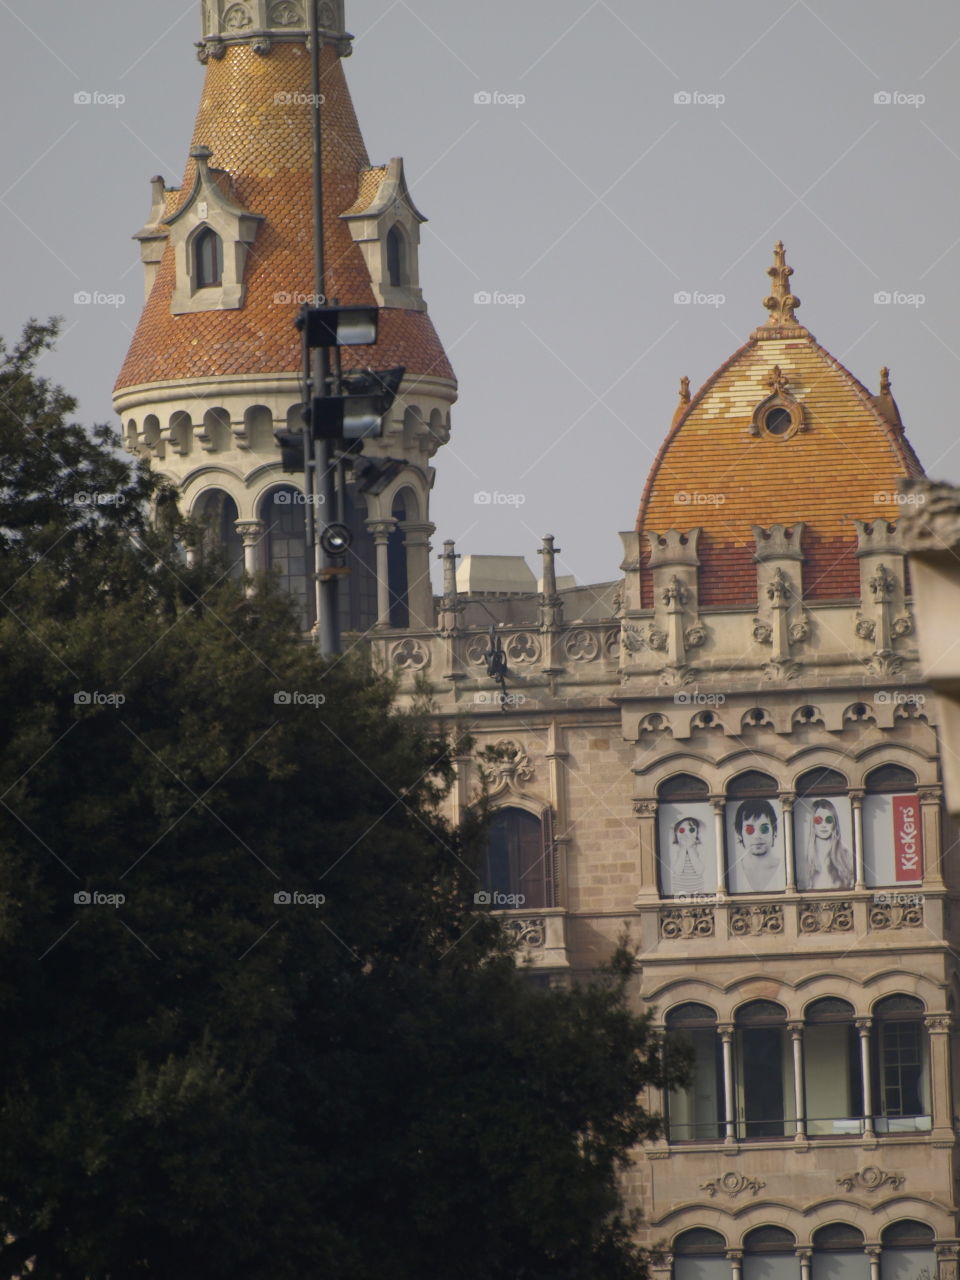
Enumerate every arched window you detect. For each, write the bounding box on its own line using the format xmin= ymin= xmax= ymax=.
xmin=743 ymin=1226 xmax=799 ymax=1280
xmin=262 ymin=487 xmax=310 ymax=626
xmin=735 ymin=1001 xmax=795 ymax=1138
xmin=481 ymin=807 xmax=553 ymax=909
xmin=803 ymin=998 xmax=862 ymax=1136
xmin=795 ymin=770 xmax=854 ymax=893
xmin=193 ymin=490 xmax=243 ymax=579
xmin=673 ymin=1229 xmax=728 ymax=1280
xmin=665 ymin=1004 xmax=724 ymax=1141
xmin=194 ymin=226 xmax=223 ymax=288
xmin=657 ymin=775 xmax=715 ymax=899
xmin=812 ymin=1224 xmax=868 ymax=1280
xmin=387 ymin=493 xmax=409 ymax=628
xmin=880 ymin=1222 xmax=935 ymax=1280
xmin=863 ymin=766 xmax=922 ymax=888
xmin=386 ymin=224 xmax=406 ymax=287
xmin=725 ymin=771 xmax=785 ymax=895
xmin=871 ymin=995 xmax=930 ymax=1132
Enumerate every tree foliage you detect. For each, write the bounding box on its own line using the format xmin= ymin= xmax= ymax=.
xmin=0 ymin=322 xmax=684 ymax=1280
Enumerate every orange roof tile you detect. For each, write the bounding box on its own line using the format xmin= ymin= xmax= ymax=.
xmin=116 ymin=43 xmax=453 ymax=391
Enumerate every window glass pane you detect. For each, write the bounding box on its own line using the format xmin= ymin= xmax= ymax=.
xmin=805 ymin=1023 xmax=861 ymax=1135
xmin=659 ymin=774 xmax=710 ymax=802
xmin=744 ymin=1255 xmax=801 ymax=1280
xmin=813 ymin=1253 xmax=869 ymax=1280
xmin=796 ymin=768 xmax=848 ymax=795
xmin=863 ymin=795 xmax=923 ymax=886
xmin=880 ymin=1250 xmax=935 ymax=1280
xmin=658 ymin=802 xmax=717 ymax=898
xmin=726 ymin=798 xmax=786 ymax=893
xmin=483 ymin=809 xmax=546 ymax=908
xmin=264 ymin=490 xmax=309 ymax=625
xmin=794 ymin=796 xmax=855 ymax=891
xmin=668 ymin=1027 xmax=723 ymax=1140
xmin=676 ymin=1258 xmax=730 ymax=1280
xmin=728 ymin=771 xmax=779 ymax=797
xmin=738 ymin=1026 xmax=794 ymax=1136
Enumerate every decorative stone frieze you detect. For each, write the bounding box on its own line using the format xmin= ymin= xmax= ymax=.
xmin=197 ymin=0 xmax=352 ymax=58
xmin=836 ymin=1167 xmax=905 ymax=1193
xmin=659 ymin=906 xmax=715 ymax=939
xmin=798 ymin=900 xmax=854 ymax=933
xmin=700 ymin=1172 xmax=767 ymax=1198
xmin=505 ymin=633 xmax=540 ymax=665
xmin=869 ymin=898 xmax=923 ymax=929
xmin=390 ymin=637 xmax=429 ymax=671
xmin=503 ymin=917 xmax=546 ymax=949
xmin=730 ymin=903 xmax=784 ymax=935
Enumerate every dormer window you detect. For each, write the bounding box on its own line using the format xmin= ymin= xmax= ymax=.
xmin=386 ymin=225 xmax=406 ymax=287
xmin=195 ymin=227 xmax=223 ymax=288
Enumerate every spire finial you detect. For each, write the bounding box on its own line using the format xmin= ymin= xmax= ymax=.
xmin=880 ymin=366 xmax=892 ymax=395
xmin=763 ymin=240 xmax=801 ymax=326
xmin=679 ymin=375 xmax=691 ymax=405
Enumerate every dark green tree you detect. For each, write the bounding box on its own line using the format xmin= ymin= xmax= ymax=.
xmin=0 ymin=322 xmax=684 ymax=1280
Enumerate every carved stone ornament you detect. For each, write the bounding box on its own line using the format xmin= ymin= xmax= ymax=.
xmin=869 ymin=898 xmax=923 ymax=930
xmin=269 ymin=0 xmax=302 ymax=22
xmin=663 ymin=575 xmax=689 ymax=607
xmin=789 ymin=612 xmax=811 ymax=644
xmin=604 ymin=628 xmax=621 ymax=659
xmin=701 ymin=1172 xmax=767 ymax=1198
xmin=505 ymin=632 xmax=541 ymax=665
xmin=799 ymin=900 xmax=854 ymax=933
xmin=730 ymin=903 xmax=784 ymax=936
xmin=892 ymin=611 xmax=914 ymax=638
xmin=767 ymin=567 xmax=791 ymax=603
xmin=870 ymin=563 xmax=897 ymax=600
xmin=659 ymin=906 xmax=714 ymax=939
xmin=222 ymin=2 xmax=253 ymax=29
xmin=855 ymin=614 xmax=877 ymax=642
xmin=753 ymin=618 xmax=773 ymax=645
xmin=612 ymin=584 xmax=625 ymax=617
xmin=633 ymin=799 xmax=658 ymax=817
xmin=638 ymin=713 xmax=667 ymax=734
xmin=837 ymin=1167 xmax=905 ymax=1193
xmin=622 ymin=625 xmax=645 ymax=654
xmin=316 ymin=0 xmax=338 ymax=26
xmin=488 ymin=740 xmax=534 ymax=789
xmin=762 ymin=660 xmax=800 ymax=682
xmin=866 ymin=652 xmax=904 ymax=679
xmin=465 ymin=635 xmax=489 ymax=667
xmin=647 ymin=627 xmax=668 ymax=652
xmin=503 ymin=917 xmax=545 ymax=949
xmin=684 ymin=624 xmax=707 ymax=648
xmin=390 ymin=638 xmax=429 ymax=672
xmin=563 ymin=629 xmax=601 ymax=663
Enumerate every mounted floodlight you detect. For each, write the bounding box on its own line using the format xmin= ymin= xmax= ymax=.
xmin=307 ymin=366 xmax=406 ymax=442
xmin=274 ymin=427 xmax=307 ymax=473
xmin=296 ymin=304 xmax=379 ymax=349
xmin=320 ymin=523 xmax=353 ymax=556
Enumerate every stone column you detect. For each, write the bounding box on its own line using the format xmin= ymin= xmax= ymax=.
xmin=936 ymin=1244 xmax=960 ymax=1280
xmin=712 ymin=797 xmax=727 ymax=897
xmin=925 ymin=1013 xmax=954 ymax=1143
xmin=789 ymin=1022 xmax=806 ymax=1141
xmin=798 ymin=1250 xmax=812 ymax=1280
xmin=366 ymin=519 xmax=395 ymax=628
xmin=856 ymin=1018 xmax=875 ymax=1140
xmin=782 ymin=794 xmax=797 ymax=893
xmin=920 ymin=788 xmax=944 ymax=888
xmin=720 ymin=1024 xmax=736 ymax=1144
xmin=633 ymin=799 xmax=659 ymax=905
xmin=728 ymin=1250 xmax=743 ymax=1280
xmin=400 ymin=521 xmax=435 ymax=630
xmin=866 ymin=1247 xmax=881 ymax=1280
xmin=850 ymin=790 xmax=866 ymax=890
xmin=235 ymin=520 xmax=265 ymax=596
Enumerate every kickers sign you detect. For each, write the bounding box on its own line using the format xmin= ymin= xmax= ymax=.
xmin=893 ymin=795 xmax=923 ymax=881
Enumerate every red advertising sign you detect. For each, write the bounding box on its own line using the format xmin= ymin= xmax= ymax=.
xmin=893 ymin=795 xmax=923 ymax=881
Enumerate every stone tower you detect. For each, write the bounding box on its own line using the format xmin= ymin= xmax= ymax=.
xmin=113 ymin=0 xmax=456 ymax=632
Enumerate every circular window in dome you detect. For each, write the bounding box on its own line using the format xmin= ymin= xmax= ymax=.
xmin=763 ymin=406 xmax=793 ymax=435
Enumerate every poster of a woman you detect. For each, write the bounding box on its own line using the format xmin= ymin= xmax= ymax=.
xmin=795 ymin=796 xmax=855 ymax=891
xmin=657 ymin=803 xmax=716 ymax=898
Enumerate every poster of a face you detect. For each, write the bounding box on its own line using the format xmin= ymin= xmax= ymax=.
xmin=794 ymin=796 xmax=855 ymax=891
xmin=863 ymin=793 xmax=924 ymax=886
xmin=657 ymin=803 xmax=717 ymax=898
xmin=725 ymin=797 xmax=786 ymax=894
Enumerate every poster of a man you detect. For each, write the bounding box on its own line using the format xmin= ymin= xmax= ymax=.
xmin=657 ymin=802 xmax=716 ymax=898
xmin=795 ymin=796 xmax=855 ymax=891
xmin=726 ymin=797 xmax=786 ymax=894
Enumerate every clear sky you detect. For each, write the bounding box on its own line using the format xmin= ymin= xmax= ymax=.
xmin=2 ymin=0 xmax=958 ymax=590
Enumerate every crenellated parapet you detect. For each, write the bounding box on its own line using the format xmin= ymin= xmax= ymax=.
xmin=197 ymin=0 xmax=352 ymax=61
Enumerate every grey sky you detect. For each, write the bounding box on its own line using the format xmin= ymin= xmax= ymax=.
xmin=2 ymin=0 xmax=958 ymax=591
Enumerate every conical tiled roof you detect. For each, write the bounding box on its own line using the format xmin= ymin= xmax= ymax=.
xmin=115 ymin=41 xmax=453 ymax=391
xmin=637 ymin=246 xmax=923 ymax=608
